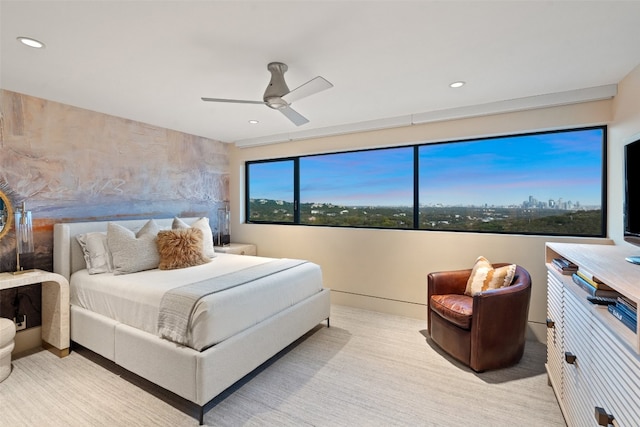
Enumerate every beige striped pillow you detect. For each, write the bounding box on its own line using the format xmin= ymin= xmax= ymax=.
xmin=464 ymin=256 xmax=516 ymax=296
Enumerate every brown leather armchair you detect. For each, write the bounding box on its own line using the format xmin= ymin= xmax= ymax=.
xmin=427 ymin=264 xmax=531 ymax=372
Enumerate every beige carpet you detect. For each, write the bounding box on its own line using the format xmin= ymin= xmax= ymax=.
xmin=0 ymin=305 xmax=563 ymax=426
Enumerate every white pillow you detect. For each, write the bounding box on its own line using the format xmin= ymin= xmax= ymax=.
xmin=76 ymin=232 xmax=113 ymax=274
xmin=107 ymin=219 xmax=161 ymax=275
xmin=172 ymin=217 xmax=216 ymax=258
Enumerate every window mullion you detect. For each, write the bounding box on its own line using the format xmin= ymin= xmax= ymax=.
xmin=413 ymin=145 xmax=419 ymax=229
xmin=294 ymin=158 xmax=300 ymax=224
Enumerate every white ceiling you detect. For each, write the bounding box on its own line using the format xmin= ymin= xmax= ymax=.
xmin=1 ymin=1 xmax=639 ymax=147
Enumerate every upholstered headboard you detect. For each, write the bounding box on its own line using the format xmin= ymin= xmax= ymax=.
xmin=53 ymin=217 xmax=202 ymax=281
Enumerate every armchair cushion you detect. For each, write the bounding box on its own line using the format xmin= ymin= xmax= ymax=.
xmin=430 ymin=294 xmax=473 ymax=329
xmin=464 ymin=256 xmax=516 ymax=296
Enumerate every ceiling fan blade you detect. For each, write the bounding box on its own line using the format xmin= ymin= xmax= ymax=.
xmin=201 ymin=97 xmax=265 ymax=105
xmin=279 ymin=105 xmax=309 ymax=126
xmin=282 ymin=76 xmax=333 ymax=104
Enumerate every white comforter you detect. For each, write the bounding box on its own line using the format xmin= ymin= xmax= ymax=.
xmin=70 ymin=253 xmax=324 ymax=351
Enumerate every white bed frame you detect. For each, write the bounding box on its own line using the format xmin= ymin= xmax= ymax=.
xmin=53 ymin=218 xmax=331 ymax=424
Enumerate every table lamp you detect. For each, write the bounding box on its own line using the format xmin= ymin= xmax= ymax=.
xmin=14 ymin=201 xmax=34 ymax=274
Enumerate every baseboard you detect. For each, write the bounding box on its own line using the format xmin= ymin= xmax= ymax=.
xmin=330 ymin=290 xmax=545 ymax=343
xmin=527 ymin=321 xmax=546 ymax=343
xmin=330 ymin=290 xmax=427 ymax=321
xmin=12 ymin=326 xmax=41 ymax=355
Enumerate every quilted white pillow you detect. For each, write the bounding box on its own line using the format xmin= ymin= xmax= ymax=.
xmin=76 ymin=232 xmax=113 ymax=274
xmin=172 ymin=217 xmax=216 ymax=258
xmin=464 ymin=256 xmax=516 ymax=296
xmin=107 ymin=219 xmax=161 ymax=275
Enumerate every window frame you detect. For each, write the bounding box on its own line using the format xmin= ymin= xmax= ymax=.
xmin=245 ymin=125 xmax=607 ymax=238
xmin=297 ymin=145 xmax=416 ymax=229
xmin=244 ymin=157 xmax=298 ymax=225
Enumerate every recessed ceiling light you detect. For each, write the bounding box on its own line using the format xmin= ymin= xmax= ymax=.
xmin=449 ymin=81 xmax=465 ymax=88
xmin=248 ymin=120 xmax=259 ymax=124
xmin=17 ymin=37 xmax=45 ymax=49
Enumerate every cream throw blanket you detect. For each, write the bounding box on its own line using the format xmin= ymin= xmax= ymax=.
xmin=158 ymin=259 xmax=307 ymax=346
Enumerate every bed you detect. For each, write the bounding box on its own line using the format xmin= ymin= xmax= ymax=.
xmin=53 ymin=217 xmax=331 ymax=424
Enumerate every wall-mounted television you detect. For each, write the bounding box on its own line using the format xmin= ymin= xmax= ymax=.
xmin=624 ymin=137 xmax=640 ymax=264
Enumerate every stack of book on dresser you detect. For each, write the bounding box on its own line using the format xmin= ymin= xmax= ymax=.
xmin=608 ymin=296 xmax=638 ymax=332
xmin=570 ymin=266 xmax=638 ymax=332
xmin=551 ymin=258 xmax=578 ymax=275
xmin=571 ymin=268 xmax=620 ymax=298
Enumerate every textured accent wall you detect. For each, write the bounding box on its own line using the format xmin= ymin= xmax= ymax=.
xmin=0 ymin=89 xmax=230 ymax=272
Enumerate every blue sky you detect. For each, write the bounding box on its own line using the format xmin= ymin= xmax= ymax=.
xmin=249 ymin=128 xmax=604 ymax=207
xmin=249 ymin=160 xmax=295 ymax=201
xmin=300 ymin=147 xmax=414 ymax=205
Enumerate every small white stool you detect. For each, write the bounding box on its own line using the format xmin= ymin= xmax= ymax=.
xmin=0 ymin=318 xmax=16 ymax=382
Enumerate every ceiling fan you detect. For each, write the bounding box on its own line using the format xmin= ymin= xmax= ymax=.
xmin=201 ymin=62 xmax=333 ymax=126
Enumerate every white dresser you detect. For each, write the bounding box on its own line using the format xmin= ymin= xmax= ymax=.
xmin=546 ymin=242 xmax=640 ymax=426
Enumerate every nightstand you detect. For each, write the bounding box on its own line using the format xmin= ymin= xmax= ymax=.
xmin=0 ymin=269 xmax=70 ymax=357
xmin=214 ymin=243 xmax=257 ymax=256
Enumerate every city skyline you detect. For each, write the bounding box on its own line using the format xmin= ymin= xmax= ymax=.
xmin=252 ymin=193 xmax=601 ymax=211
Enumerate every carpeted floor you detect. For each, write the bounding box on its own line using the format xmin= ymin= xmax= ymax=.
xmin=0 ymin=305 xmax=564 ymax=426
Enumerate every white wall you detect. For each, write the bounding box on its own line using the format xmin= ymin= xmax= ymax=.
xmin=610 ymin=63 xmax=640 ymax=246
xmin=229 ymin=79 xmax=640 ymax=342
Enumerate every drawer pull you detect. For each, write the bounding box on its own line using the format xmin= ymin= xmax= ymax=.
xmin=564 ymin=352 xmax=577 ymax=364
xmin=546 ymin=318 xmax=555 ymax=328
xmin=595 ymin=407 xmax=615 ymax=426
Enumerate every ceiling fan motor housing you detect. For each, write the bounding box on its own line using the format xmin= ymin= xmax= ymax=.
xmin=264 ymin=62 xmax=290 ymax=109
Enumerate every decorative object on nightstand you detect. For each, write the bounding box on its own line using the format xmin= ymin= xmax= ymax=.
xmin=214 ymin=243 xmax=257 ymax=256
xmin=0 ymin=317 xmax=16 ymax=382
xmin=215 ymin=203 xmax=231 ymax=246
xmin=14 ymin=201 xmax=35 ymax=274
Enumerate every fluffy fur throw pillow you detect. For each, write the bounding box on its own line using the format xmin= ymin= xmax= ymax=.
xmin=464 ymin=256 xmax=516 ymax=296
xmin=157 ymin=228 xmax=210 ymax=270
